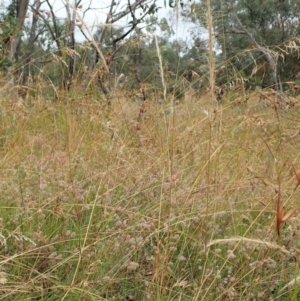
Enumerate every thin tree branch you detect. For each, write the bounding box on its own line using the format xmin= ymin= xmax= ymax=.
xmin=45 ymin=0 xmax=62 ymax=55
xmin=110 ymin=0 xmax=148 ymax=23
xmin=30 ymin=5 xmax=62 ymax=56
xmin=64 ymin=0 xmax=109 ymax=73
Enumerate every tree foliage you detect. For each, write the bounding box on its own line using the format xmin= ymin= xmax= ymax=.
xmin=187 ymin=0 xmax=300 ymax=89
xmin=7 ymin=0 xmax=300 ymax=100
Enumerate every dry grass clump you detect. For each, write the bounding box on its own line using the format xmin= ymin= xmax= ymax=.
xmin=0 ymin=84 xmax=299 ymax=300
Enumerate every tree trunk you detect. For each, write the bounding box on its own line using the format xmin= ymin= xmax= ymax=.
xmin=65 ymin=0 xmax=79 ymax=90
xmin=21 ymin=0 xmax=41 ymax=97
xmin=7 ymin=0 xmax=29 ymax=61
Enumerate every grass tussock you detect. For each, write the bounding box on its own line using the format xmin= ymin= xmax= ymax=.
xmin=0 ymin=87 xmax=299 ymax=300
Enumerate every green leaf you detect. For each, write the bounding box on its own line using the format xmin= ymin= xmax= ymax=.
xmin=169 ymin=0 xmax=175 ymax=8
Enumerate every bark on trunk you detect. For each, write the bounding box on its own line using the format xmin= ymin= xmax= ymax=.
xmin=7 ymin=0 xmax=29 ymax=61
xmin=21 ymin=0 xmax=41 ymax=94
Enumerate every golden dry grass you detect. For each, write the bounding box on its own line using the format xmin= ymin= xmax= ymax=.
xmin=0 ymin=88 xmax=299 ymax=300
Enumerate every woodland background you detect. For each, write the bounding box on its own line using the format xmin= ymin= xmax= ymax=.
xmin=3 ymin=0 xmax=300 ymax=101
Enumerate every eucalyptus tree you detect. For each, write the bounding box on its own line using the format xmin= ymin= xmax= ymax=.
xmin=5 ymin=0 xmax=30 ymax=63
xmin=81 ymin=0 xmax=160 ymax=100
xmin=185 ymin=0 xmax=300 ymax=91
xmin=0 ymin=0 xmax=29 ymax=75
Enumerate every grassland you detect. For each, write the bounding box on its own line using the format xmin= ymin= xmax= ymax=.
xmin=0 ymin=88 xmax=299 ymax=300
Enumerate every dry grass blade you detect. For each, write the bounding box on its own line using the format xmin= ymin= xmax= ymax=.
xmin=276 ymin=180 xmax=295 ymax=236
xmin=205 ymin=0 xmax=215 ymax=104
xmin=280 ymin=276 xmax=300 ymax=292
xmin=290 ymin=162 xmax=300 ymax=190
xmin=206 ymin=237 xmax=290 ymax=254
xmin=155 ymin=35 xmax=166 ymax=103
